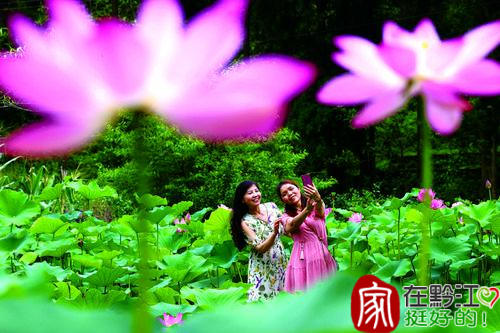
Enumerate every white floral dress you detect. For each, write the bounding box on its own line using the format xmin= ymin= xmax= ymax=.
xmin=243 ymin=202 xmax=287 ymax=301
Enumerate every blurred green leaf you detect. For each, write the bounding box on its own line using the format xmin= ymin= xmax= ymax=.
xmin=0 ymin=190 xmax=40 ymax=226
xmin=0 ymin=298 xmax=134 ymax=333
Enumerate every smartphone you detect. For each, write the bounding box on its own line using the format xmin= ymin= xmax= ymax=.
xmin=301 ymin=174 xmax=313 ymax=187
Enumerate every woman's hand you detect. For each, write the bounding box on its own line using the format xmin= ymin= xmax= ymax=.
xmin=273 ymin=219 xmax=281 ymax=235
xmin=304 ymin=184 xmax=322 ymax=203
xmin=305 ymin=197 xmax=315 ymax=212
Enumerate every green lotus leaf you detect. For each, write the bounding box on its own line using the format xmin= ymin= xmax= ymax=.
xmin=430 ymin=237 xmax=472 ymax=265
xmin=480 ymin=243 xmax=500 ymax=260
xmin=367 ymin=229 xmax=387 ymax=251
xmin=159 ymin=229 xmax=192 ymax=253
xmin=30 ymin=216 xmax=66 ymax=235
xmin=95 ymin=250 xmax=122 ymax=261
xmin=190 ymin=243 xmax=214 ymax=256
xmin=490 ymin=212 xmax=500 ymax=234
xmin=405 ymin=208 xmax=423 ymax=225
xmin=111 ymin=215 xmax=136 ymax=237
xmin=460 ymin=201 xmax=496 ymax=228
xmin=36 ymin=238 xmax=75 ymax=257
xmin=144 ymin=206 xmax=171 ymax=225
xmin=334 ymin=222 xmax=361 ymax=241
xmin=86 ymin=267 xmax=127 ymax=287
xmin=186 ymin=220 xmax=205 ymax=236
xmin=171 ymin=201 xmax=193 ymax=216
xmin=149 ymin=302 xmax=197 ymax=317
xmin=163 ymin=251 xmax=207 ymax=284
xmin=136 ymin=193 xmax=168 ymax=209
xmin=19 ymin=251 xmax=38 ymax=264
xmin=72 ymin=254 xmax=103 ymax=269
xmin=77 ymin=181 xmax=118 ymax=201
xmin=78 ymin=289 xmax=127 ymax=309
xmin=203 ymin=208 xmax=232 ymax=244
xmin=449 ymin=258 xmax=478 ymax=271
xmin=0 ymin=228 xmax=27 ymax=253
xmin=208 ymin=241 xmax=238 ymax=269
xmin=154 ymin=287 xmax=178 ymax=303
xmin=25 ymin=262 xmax=73 ymax=282
xmin=181 ymin=286 xmax=246 ymax=310
xmin=37 ymin=183 xmax=64 ymax=201
xmin=54 ymin=281 xmax=82 ymax=301
xmin=371 ymin=210 xmax=396 ymax=229
xmin=490 ymin=271 xmax=500 ymax=284
xmin=190 ymin=207 xmax=212 ymax=222
xmin=0 ymin=190 xmax=40 ymax=226
xmin=373 ymin=259 xmax=412 ymax=283
xmin=368 ymin=253 xmax=390 ymax=267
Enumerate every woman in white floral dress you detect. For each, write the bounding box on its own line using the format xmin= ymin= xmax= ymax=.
xmin=230 ymin=180 xmax=287 ymax=301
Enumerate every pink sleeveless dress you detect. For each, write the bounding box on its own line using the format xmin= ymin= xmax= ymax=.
xmin=282 ymin=209 xmax=336 ymax=292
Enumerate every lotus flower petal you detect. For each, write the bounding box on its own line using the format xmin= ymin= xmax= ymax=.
xmin=165 ymin=56 xmax=315 ymax=140
xmin=317 ymin=74 xmax=398 ymax=105
xmin=352 ymin=91 xmax=406 ymax=128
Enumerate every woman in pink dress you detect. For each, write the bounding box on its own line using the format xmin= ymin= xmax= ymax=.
xmin=276 ymin=179 xmax=336 ymax=292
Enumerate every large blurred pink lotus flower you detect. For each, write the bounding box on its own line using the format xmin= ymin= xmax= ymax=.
xmin=0 ymin=0 xmax=315 ymax=157
xmin=317 ymin=19 xmax=500 ymax=135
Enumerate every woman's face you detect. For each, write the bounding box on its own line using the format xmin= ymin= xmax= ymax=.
xmin=242 ymin=184 xmax=261 ymax=209
xmin=279 ymin=183 xmax=301 ymax=206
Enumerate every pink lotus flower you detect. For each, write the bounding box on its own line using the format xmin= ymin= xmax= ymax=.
xmin=174 ymin=215 xmax=188 ymax=233
xmin=317 ymin=19 xmax=500 ymax=135
xmin=431 ymin=198 xmax=445 ymax=210
xmin=0 ymin=0 xmax=315 ymax=157
xmin=158 ymin=312 xmax=183 ymax=327
xmin=348 ymin=212 xmax=363 ymax=223
xmin=417 ymin=188 xmax=435 ymax=202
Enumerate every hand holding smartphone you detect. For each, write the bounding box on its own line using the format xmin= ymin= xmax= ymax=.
xmin=301 ymin=174 xmax=313 ymax=187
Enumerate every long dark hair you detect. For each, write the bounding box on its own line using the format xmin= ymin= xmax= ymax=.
xmin=230 ymin=180 xmax=258 ymax=251
xmin=276 ymin=179 xmax=307 ymax=217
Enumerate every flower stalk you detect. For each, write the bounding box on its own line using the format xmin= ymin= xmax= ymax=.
xmin=131 ymin=111 xmax=153 ymax=333
xmin=418 ymin=100 xmax=432 ymax=286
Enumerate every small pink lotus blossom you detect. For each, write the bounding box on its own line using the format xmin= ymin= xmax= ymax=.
xmin=348 ymin=212 xmax=363 ymax=223
xmin=451 ymin=201 xmax=463 ymax=208
xmin=158 ymin=312 xmax=183 ymax=327
xmin=174 ymin=215 xmax=187 ymax=233
xmin=431 ymin=199 xmax=445 ymax=210
xmin=485 ymin=179 xmax=492 ymax=189
xmin=0 ymin=0 xmax=315 ymax=157
xmin=317 ymin=19 xmax=500 ymax=135
xmin=417 ymin=188 xmax=435 ymax=202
